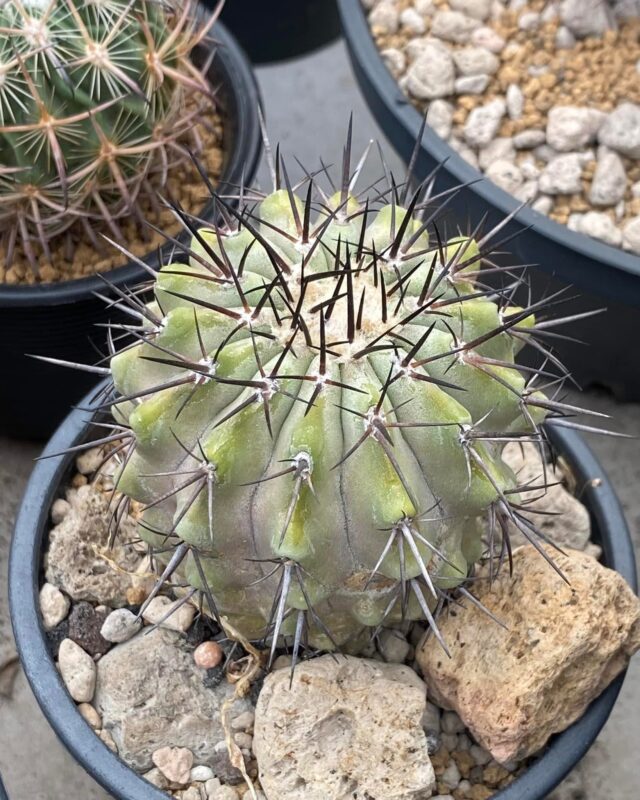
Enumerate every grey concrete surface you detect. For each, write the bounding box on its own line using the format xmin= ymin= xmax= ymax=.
xmin=0 ymin=37 xmax=639 ymax=800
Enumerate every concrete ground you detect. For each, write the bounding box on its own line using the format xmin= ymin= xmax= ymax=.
xmin=1 ymin=37 xmax=639 ymax=799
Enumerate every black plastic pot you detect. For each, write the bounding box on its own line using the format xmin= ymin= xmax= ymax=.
xmin=338 ymin=0 xmax=640 ymax=400
xmin=218 ymin=0 xmax=341 ymax=63
xmin=10 ymin=385 xmax=637 ymax=799
xmin=0 ymin=18 xmax=261 ymax=442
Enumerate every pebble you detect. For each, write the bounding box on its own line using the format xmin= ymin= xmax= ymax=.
xmin=100 ymin=608 xmax=142 ymax=643
xmin=142 ymin=595 xmax=196 ymax=633
xmin=441 ymin=710 xmax=466 ymax=734
xmin=518 ymin=11 xmax=540 ymax=31
xmin=622 ymin=216 xmax=640 ymax=253
xmin=514 ymin=179 xmax=539 ymax=203
xmin=231 ymin=710 xmax=256 ymax=731
xmin=532 ymin=195 xmax=554 ymax=215
xmin=40 ymin=583 xmax=70 ymax=630
xmin=380 ymin=47 xmax=406 ymax=78
xmin=152 ymin=745 xmax=194 ymax=785
xmin=555 ymin=25 xmax=576 ymax=49
xmin=76 ymin=448 xmax=103 ymax=476
xmin=427 ymin=99 xmax=454 ymax=139
xmin=242 ymin=790 xmax=265 ymax=800
xmin=422 ymin=700 xmax=442 ymax=733
xmin=441 ymin=732 xmax=460 ymax=751
xmin=77 ymin=702 xmax=102 ymax=730
xmin=470 ymin=26 xmax=505 ymax=53
xmin=452 ymin=46 xmax=499 ymax=76
xmin=478 ymin=137 xmax=515 ymax=170
xmin=208 ymin=786 xmax=240 ymax=800
xmin=369 ymin=2 xmax=399 ymax=34
xmin=590 ymin=148 xmax=627 ymax=207
xmin=470 ymin=744 xmax=493 ymax=765
xmin=190 ymin=765 xmax=215 ymax=782
xmin=599 ymin=103 xmax=640 ymax=158
xmin=450 ymin=0 xmax=492 ymax=20
xmin=194 ymin=640 xmax=224 ymax=669
xmin=182 ymin=788 xmax=202 ymax=800
xmin=233 ymin=732 xmax=253 ymax=750
xmin=463 ymin=98 xmax=506 ymax=148
xmin=561 ymin=0 xmax=611 ymax=38
xmin=406 ymin=44 xmax=455 ymax=100
xmin=400 ymin=8 xmax=426 ymax=34
xmin=414 ymin=0 xmax=435 ymax=13
xmin=272 ymin=654 xmax=293 ymax=670
xmin=546 ymin=106 xmax=604 ymax=152
xmin=539 ymin=153 xmax=583 ymax=195
xmin=143 ymin=768 xmax=168 ymax=789
xmin=51 ymin=497 xmax=71 ymax=524
xmin=68 ymin=601 xmax=111 ymax=656
xmin=205 ymin=778 xmax=223 ymax=796
xmin=455 ymin=74 xmax=490 ymax=94
xmin=441 ymin=761 xmax=462 ymax=789
xmin=449 ymin=136 xmax=479 ymax=169
xmin=99 ymin=728 xmax=118 ymax=753
xmin=506 ymin=84 xmax=524 ymax=120
xmin=569 ymin=211 xmax=623 ymax=247
xmin=457 ymin=733 xmax=472 ymax=752
xmin=58 ymin=638 xmax=97 ymax=703
xmin=431 ymin=10 xmax=480 ymax=43
xmin=486 ymin=160 xmax=523 ymax=194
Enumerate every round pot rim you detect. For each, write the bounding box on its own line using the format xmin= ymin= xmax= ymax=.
xmin=337 ymin=0 xmax=640 ymax=295
xmin=0 ymin=15 xmax=262 ymax=309
xmin=9 ymin=384 xmax=637 ymax=799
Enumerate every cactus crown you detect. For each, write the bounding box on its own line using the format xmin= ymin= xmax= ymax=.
xmin=0 ymin=0 xmax=212 ymax=271
xmin=73 ymin=125 xmax=605 ymax=665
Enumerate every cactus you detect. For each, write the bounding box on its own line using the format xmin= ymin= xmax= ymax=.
xmin=74 ymin=127 xmax=608 ymax=664
xmin=0 ymin=0 xmax=213 ymax=270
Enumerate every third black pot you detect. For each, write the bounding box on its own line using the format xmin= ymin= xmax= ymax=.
xmin=0 ymin=16 xmax=261 ymax=441
xmin=338 ymin=0 xmax=640 ymax=400
xmin=218 ymin=0 xmax=341 ymax=63
xmin=9 ymin=383 xmax=637 ymax=799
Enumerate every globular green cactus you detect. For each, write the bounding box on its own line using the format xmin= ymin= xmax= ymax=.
xmin=0 ymin=0 xmax=212 ymax=270
xmin=90 ymin=131 xmax=598 ymax=662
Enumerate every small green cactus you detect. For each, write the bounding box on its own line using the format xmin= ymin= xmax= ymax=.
xmin=85 ymin=129 xmax=600 ymax=663
xmin=0 ymin=0 xmax=211 ymax=270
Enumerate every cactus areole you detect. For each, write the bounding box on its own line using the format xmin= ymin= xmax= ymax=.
xmin=0 ymin=0 xmax=213 ymax=271
xmin=101 ymin=130 xmax=595 ymax=664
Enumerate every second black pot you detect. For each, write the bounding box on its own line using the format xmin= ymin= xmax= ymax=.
xmin=338 ymin=0 xmax=640 ymax=400
xmin=9 ymin=383 xmax=637 ymax=799
xmin=0 ymin=18 xmax=261 ymax=441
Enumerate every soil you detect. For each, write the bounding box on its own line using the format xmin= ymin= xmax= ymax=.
xmin=0 ymin=109 xmax=224 ymax=287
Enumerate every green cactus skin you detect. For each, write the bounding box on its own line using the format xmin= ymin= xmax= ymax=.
xmin=101 ymin=137 xmax=589 ymax=661
xmin=0 ymin=0 xmax=211 ymax=270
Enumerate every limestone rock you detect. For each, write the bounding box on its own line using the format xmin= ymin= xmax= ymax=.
xmin=546 ymin=106 xmax=604 ymax=152
xmin=94 ymin=627 xmax=250 ymax=771
xmin=45 ymin=483 xmax=148 ymax=608
xmin=590 ymin=147 xmax=627 ymax=207
xmin=599 ymin=103 xmax=640 ymax=158
xmin=431 ymin=10 xmax=481 ymax=43
xmin=427 ymin=99 xmax=454 ymax=140
xmin=485 ymin=160 xmax=523 ymax=195
xmin=418 ymin=546 xmax=640 ymax=763
xmin=39 ymin=583 xmax=70 ymax=630
xmin=570 ymin=211 xmax=622 ymax=247
xmin=501 ymin=442 xmax=591 ymax=551
xmin=405 ymin=44 xmax=455 ymax=100
xmin=369 ymin=2 xmax=399 ymax=34
xmin=463 ymin=99 xmax=506 ymax=148
xmin=539 ymin=153 xmax=583 ymax=195
xmin=254 ymin=655 xmax=435 ymax=800
xmin=58 ymin=638 xmax=97 ymax=703
xmin=452 ymin=46 xmax=499 ymax=76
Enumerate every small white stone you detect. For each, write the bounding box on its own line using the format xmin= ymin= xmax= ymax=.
xmin=463 ymin=98 xmax=506 ymax=147
xmin=51 ymin=497 xmax=71 ymax=525
xmin=442 ymin=761 xmax=462 ymax=789
xmin=547 ymin=106 xmax=604 ymax=152
xmin=58 ymin=638 xmax=96 ymax=703
xmin=470 ymin=744 xmax=493 ymax=765
xmin=506 ymin=84 xmax=524 ymax=120
xmin=471 ymin=25 xmax=505 ymax=53
xmin=272 ymin=654 xmax=293 ymax=670
xmin=182 ymin=788 xmax=203 ymax=800
xmin=380 ymin=47 xmax=406 ymax=78
xmin=478 ymin=137 xmax=516 ymax=170
xmin=450 ymin=0 xmax=492 ymax=20
xmin=205 ymin=778 xmax=222 ymax=796
xmin=561 ymin=0 xmax=610 ymax=37
xmin=406 ymin=44 xmax=455 ymax=100
xmin=455 ymin=74 xmax=490 ymax=94
xmin=539 ymin=153 xmax=583 ymax=194
xmin=486 ymin=159 xmax=524 ymax=194
xmin=378 ymin=628 xmax=412 ymax=663
xmin=39 ymin=583 xmax=70 ymax=630
xmin=190 ymin=765 xmax=215 ymax=782
xmin=234 ymin=731 xmax=253 ymax=749
xmin=231 ymin=710 xmax=256 ymax=731
xmin=100 ymin=608 xmax=142 ymax=643
xmin=520 ymin=157 xmax=540 ymax=180
xmin=533 ymin=143 xmax=557 ymax=162
xmin=414 ymin=0 xmax=435 ymax=13
xmin=453 ymin=46 xmax=500 ymax=75
xmin=622 ymin=216 xmax=640 ymax=253
xmin=142 ymin=595 xmax=196 ymax=633
xmin=514 ymin=179 xmax=539 ymax=203
xmin=152 ymin=745 xmax=194 ymax=785
xmin=441 ymin=710 xmax=466 ymax=734
xmin=76 ymin=447 xmax=103 ymax=476
xmin=78 ymin=702 xmax=102 ymax=730
xmin=431 ymin=10 xmax=481 ymax=43
xmin=590 ymin=147 xmax=627 ymax=207
xmin=599 ymin=103 xmax=640 ymax=158
xmin=400 ymin=7 xmax=426 ymax=33
xmin=369 ymin=2 xmax=399 ymax=33
xmin=99 ymin=728 xmax=118 ymax=753
xmin=449 ymin=136 xmax=480 ymax=169
xmin=615 ymin=200 xmax=626 ymax=221
xmin=518 ymin=11 xmax=540 ymax=30
xmin=555 ymin=25 xmax=576 ymax=49
xmin=574 ymin=211 xmax=623 ymax=247
xmin=532 ymin=195 xmax=553 ymax=215
xmin=427 ymin=99 xmax=454 ymax=139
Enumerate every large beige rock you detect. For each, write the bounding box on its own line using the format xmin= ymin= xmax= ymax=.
xmin=253 ymin=655 xmax=435 ymax=800
xmin=45 ymin=483 xmax=150 ymax=607
xmin=501 ymin=442 xmax=590 ymax=551
xmin=418 ymin=546 xmax=640 ymax=764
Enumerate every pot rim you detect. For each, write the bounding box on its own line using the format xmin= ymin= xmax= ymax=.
xmin=336 ymin=0 xmax=640 ymax=303
xmin=0 ymin=12 xmax=262 ymax=309
xmin=9 ymin=383 xmax=637 ymax=799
